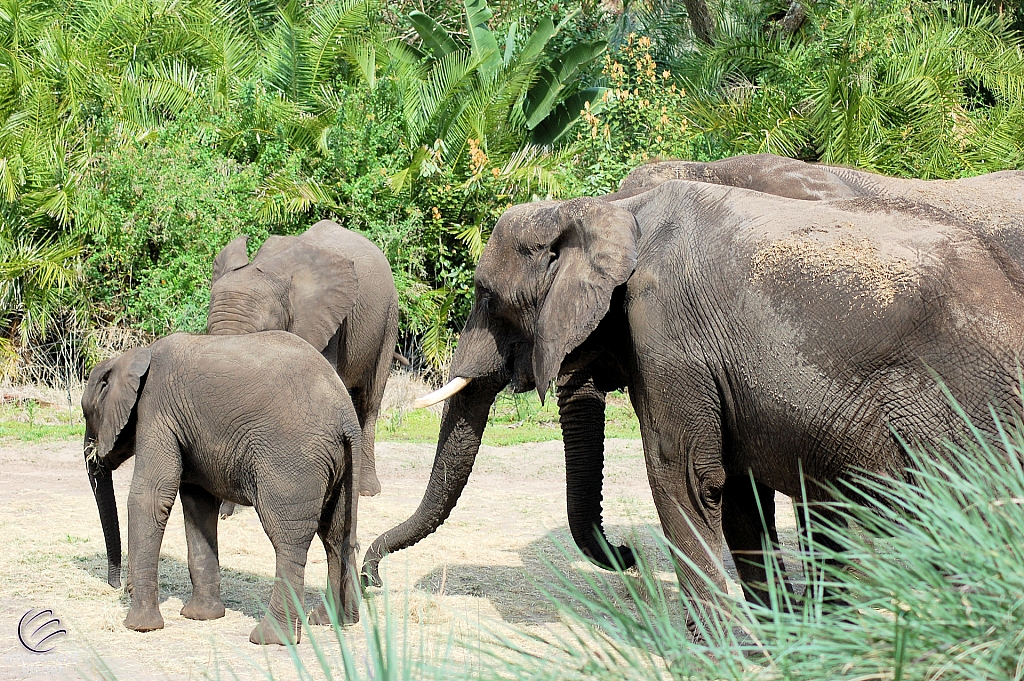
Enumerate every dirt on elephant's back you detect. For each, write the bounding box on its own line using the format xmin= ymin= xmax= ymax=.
xmin=0 ymin=436 xmax=800 ymax=679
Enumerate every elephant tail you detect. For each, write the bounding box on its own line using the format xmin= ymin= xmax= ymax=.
xmin=392 ymin=352 xmax=411 ymax=367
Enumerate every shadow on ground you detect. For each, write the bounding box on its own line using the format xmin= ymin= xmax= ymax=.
xmin=78 ymin=553 xmax=326 ymax=621
xmin=413 ymin=524 xmax=678 ymax=624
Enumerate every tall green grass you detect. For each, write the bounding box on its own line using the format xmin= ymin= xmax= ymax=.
xmin=489 ymin=415 xmax=1024 ymax=680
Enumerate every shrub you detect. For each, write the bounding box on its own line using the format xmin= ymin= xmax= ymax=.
xmin=565 ymin=35 xmax=720 ymax=197
xmin=74 ymin=124 xmax=301 ymax=334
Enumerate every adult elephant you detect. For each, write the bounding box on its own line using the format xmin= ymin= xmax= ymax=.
xmin=611 ymin=154 xmax=1024 ymax=548
xmin=362 ymin=173 xmax=1024 ymax=619
xmin=208 ymin=220 xmax=399 ymax=498
xmin=606 ymin=153 xmax=867 ymax=201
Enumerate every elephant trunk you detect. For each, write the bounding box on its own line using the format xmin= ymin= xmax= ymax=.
xmin=558 ymin=372 xmax=635 ymax=570
xmin=88 ymin=464 xmax=122 ymax=588
xmin=362 ymin=376 xmax=502 ymax=586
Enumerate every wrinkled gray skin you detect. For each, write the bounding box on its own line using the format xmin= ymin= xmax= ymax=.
xmin=363 ymin=170 xmax=1024 ymax=629
xmin=611 ymin=153 xmax=1024 ymax=554
xmin=83 ymin=332 xmax=361 ymax=645
xmin=208 ymin=220 xmax=399 ymax=503
xmin=607 ymin=153 xmax=869 ymax=201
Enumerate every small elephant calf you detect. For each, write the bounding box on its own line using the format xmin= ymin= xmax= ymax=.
xmin=82 ymin=331 xmax=362 ymax=644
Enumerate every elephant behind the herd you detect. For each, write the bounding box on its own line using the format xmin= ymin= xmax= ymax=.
xmin=364 ymin=161 xmax=1024 ymax=633
xmin=208 ymin=220 xmax=400 ymax=499
xmin=82 ymin=332 xmax=362 ymax=645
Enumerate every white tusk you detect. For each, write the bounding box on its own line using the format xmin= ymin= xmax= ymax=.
xmin=413 ymin=377 xmax=472 ymax=409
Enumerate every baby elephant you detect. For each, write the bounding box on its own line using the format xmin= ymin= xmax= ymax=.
xmin=82 ymin=331 xmax=361 ymax=644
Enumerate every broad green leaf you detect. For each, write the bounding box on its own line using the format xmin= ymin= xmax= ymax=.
xmin=523 ymin=40 xmax=606 ymax=127
xmin=463 ymin=0 xmax=500 ymax=77
xmin=548 ymin=40 xmax=607 ymax=85
xmin=530 ymin=86 xmax=606 ymax=146
xmin=519 ymin=17 xmax=554 ymax=63
xmin=523 ymin=66 xmax=560 ymax=128
xmin=409 ymin=11 xmax=457 ymax=59
xmin=503 ymin=21 xmax=517 ymax=66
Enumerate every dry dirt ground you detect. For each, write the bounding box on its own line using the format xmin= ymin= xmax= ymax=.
xmin=0 ymin=434 xmax=801 ymax=680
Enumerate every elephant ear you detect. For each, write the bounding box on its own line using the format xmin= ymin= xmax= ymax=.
xmin=533 ymin=198 xmax=639 ymax=398
xmin=253 ymin=235 xmax=293 ymax=260
xmin=255 ymin=241 xmax=359 ymax=352
xmin=211 ymin=236 xmax=250 ymax=284
xmin=92 ymin=347 xmax=152 ymax=460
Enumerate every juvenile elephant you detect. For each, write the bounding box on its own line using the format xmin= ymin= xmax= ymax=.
xmin=208 ymin=220 xmax=399 ymax=499
xmin=83 ymin=331 xmax=361 ymax=645
xmin=364 ymin=173 xmax=1024 ymax=624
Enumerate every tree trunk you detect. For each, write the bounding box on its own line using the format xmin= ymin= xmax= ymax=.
xmin=683 ymin=0 xmax=716 ymax=45
xmin=779 ymin=0 xmax=810 ymax=36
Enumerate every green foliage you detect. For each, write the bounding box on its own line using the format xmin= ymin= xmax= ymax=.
xmin=3 ymin=0 xmax=1023 ymax=378
xmin=0 ymin=400 xmax=83 ymax=441
xmin=387 ymin=0 xmax=606 ymax=192
xmin=0 ymin=226 xmax=81 ymax=365
xmin=566 ymin=35 xmax=715 ymax=196
xmin=74 ymin=124 xmax=298 ymax=334
xmin=675 ymin=0 xmax=1024 ymax=178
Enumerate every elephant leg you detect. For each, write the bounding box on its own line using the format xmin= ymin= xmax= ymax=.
xmin=219 ymin=500 xmax=236 ymax=518
xmin=249 ymin=491 xmax=322 ymax=645
xmin=356 ymin=390 xmax=382 ymax=497
xmin=124 ymin=439 xmax=182 ymax=632
xmin=557 ymin=370 xmax=634 ymax=569
xmin=794 ymin=500 xmax=850 ymax=605
xmin=310 ymin=453 xmax=360 ymax=626
xmin=722 ymin=476 xmax=787 ymax=606
xmin=632 ymin=363 xmax=727 ymax=640
xmin=179 ymin=483 xmax=225 ymax=620
xmin=356 ymin=309 xmax=397 ymax=498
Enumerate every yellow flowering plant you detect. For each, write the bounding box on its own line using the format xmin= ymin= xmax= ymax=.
xmin=566 ymin=34 xmax=712 ymax=196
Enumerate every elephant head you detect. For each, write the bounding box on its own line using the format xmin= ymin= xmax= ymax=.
xmin=207 ymin=231 xmax=358 ymax=353
xmin=363 ymin=198 xmax=640 ymax=583
xmin=81 ymin=347 xmax=152 ymax=588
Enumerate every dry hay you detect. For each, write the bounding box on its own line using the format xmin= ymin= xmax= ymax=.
xmin=381 ymin=370 xmax=445 ymax=416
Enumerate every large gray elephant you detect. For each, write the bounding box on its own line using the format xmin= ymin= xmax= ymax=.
xmin=607 ymin=153 xmax=868 ymax=201
xmin=83 ymin=331 xmax=361 ymax=645
xmin=208 ymin=219 xmax=399 ymax=498
xmin=362 ymin=171 xmax=1024 ymax=622
xmin=612 ymin=153 xmax=1024 ymax=549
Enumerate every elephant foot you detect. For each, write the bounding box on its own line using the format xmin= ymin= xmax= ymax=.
xmin=181 ymin=595 xmax=226 ymax=621
xmin=359 ymin=473 xmax=381 ymax=497
xmin=124 ymin=605 xmax=164 ymax=632
xmin=309 ymin=599 xmax=359 ymax=626
xmin=250 ymin=617 xmax=298 ymax=646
